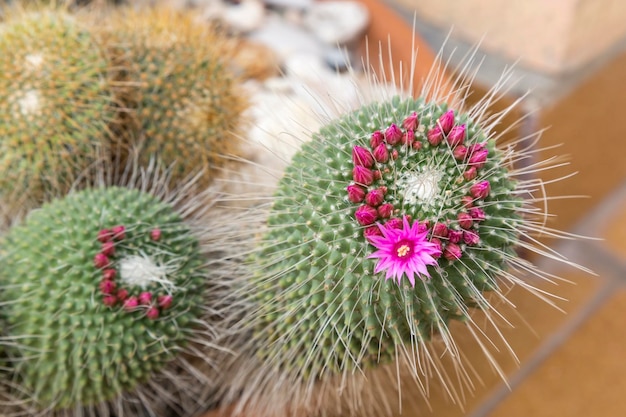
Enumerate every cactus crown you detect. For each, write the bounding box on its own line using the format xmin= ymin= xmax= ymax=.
xmin=0 ymin=186 xmax=206 ymax=410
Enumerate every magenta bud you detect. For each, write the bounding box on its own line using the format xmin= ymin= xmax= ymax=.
xmin=353 ymin=166 xmax=374 ymax=185
xmin=158 ymin=294 xmax=173 ymax=309
xmin=146 ymin=306 xmax=160 ymax=320
xmin=463 ymin=230 xmax=480 ymax=246
xmin=443 ymin=242 xmax=462 ymax=261
xmin=102 ymin=268 xmax=116 ymax=281
xmin=448 ymin=230 xmax=462 ymax=243
xmin=102 ymin=295 xmax=117 ymax=307
xmin=391 ymin=149 xmax=399 ymax=160
xmin=99 ymin=279 xmax=116 ymax=295
xmin=438 ymin=110 xmax=455 ymax=134
xmin=402 ymin=111 xmax=419 ymax=131
xmin=101 ymin=241 xmax=115 ymax=257
xmin=111 ymin=225 xmax=126 ymax=240
xmin=453 ymin=145 xmax=468 ymax=160
xmin=97 ymin=228 xmax=112 ymax=243
xmin=417 ymin=221 xmax=429 ymax=233
xmin=355 ymin=205 xmax=378 ymax=226
xmin=402 ymin=129 xmax=415 ymax=146
xmin=463 ymin=166 xmax=477 ymax=181
xmin=385 ymin=217 xmax=403 ymax=229
xmin=123 ymin=296 xmax=139 ymax=311
xmin=446 ymin=124 xmax=466 ymax=147
xmin=457 ymin=212 xmax=473 ymax=229
xmin=352 ymin=145 xmax=374 ymax=168
xmin=461 ymin=195 xmax=474 ymax=208
xmin=430 ymin=237 xmax=443 ymax=258
xmin=427 ymin=126 xmax=443 ymax=146
xmin=373 ymin=170 xmax=382 ymax=180
xmin=370 ymin=130 xmax=384 ymax=148
xmin=384 ymin=123 xmax=403 ymax=145
xmin=138 ymin=292 xmax=152 ymax=305
xmin=150 ymin=228 xmax=162 ymax=241
xmin=117 ymin=288 xmax=129 ymax=301
xmin=433 ymin=222 xmax=449 ymax=238
xmin=347 ymin=184 xmax=366 ymax=203
xmin=373 ymin=143 xmax=389 ymax=163
xmin=364 ymin=225 xmax=382 ymax=242
xmin=469 ymin=148 xmax=489 ymax=168
xmin=412 ymin=141 xmax=423 ymax=150
xmin=470 ymin=181 xmax=491 ymax=199
xmin=469 ymin=207 xmax=486 ymax=222
xmin=365 ymin=189 xmax=385 ymax=206
xmin=377 ymin=203 xmax=394 ymax=219
xmin=94 ymin=253 xmax=109 ymax=269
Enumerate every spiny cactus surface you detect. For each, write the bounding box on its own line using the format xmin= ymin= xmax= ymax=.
xmin=0 ymin=10 xmax=114 ymax=201
xmin=0 ymin=186 xmax=205 ymax=410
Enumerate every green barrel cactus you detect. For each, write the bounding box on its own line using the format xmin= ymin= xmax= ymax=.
xmin=0 ymin=10 xmax=115 ymax=205
xmin=0 ymin=186 xmax=209 ymax=412
xmin=97 ymin=8 xmax=247 ymax=187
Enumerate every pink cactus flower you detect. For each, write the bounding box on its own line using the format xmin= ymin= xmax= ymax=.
xmin=367 ymin=216 xmax=441 ymax=287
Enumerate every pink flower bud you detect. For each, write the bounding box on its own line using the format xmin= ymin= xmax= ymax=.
xmin=370 ymin=130 xmax=384 ymax=148
xmin=391 ymin=149 xmax=399 ymax=160
xmin=102 ymin=268 xmax=116 ymax=281
xmin=412 ymin=141 xmax=423 ymax=150
xmin=402 ymin=129 xmax=415 ymax=146
xmin=373 ymin=170 xmax=382 ymax=180
xmin=97 ymin=229 xmax=112 ymax=243
xmin=427 ymin=126 xmax=443 ymax=146
xmin=463 ymin=166 xmax=477 ymax=181
xmin=463 ymin=230 xmax=480 ymax=246
xmin=138 ymin=292 xmax=152 ymax=305
xmin=385 ymin=123 xmax=403 ymax=145
xmin=448 ymin=230 xmax=462 ymax=243
xmin=111 ymin=225 xmax=126 ymax=240
xmin=438 ymin=110 xmax=455 ymax=134
xmin=352 ymin=166 xmax=374 ymax=185
xmin=150 ymin=228 xmax=161 ymax=241
xmin=461 ymin=196 xmax=474 ymax=208
xmin=447 ymin=124 xmax=466 ymax=147
xmin=355 ymin=205 xmax=378 ymax=226
xmin=457 ymin=212 xmax=473 ymax=229
xmin=158 ymin=294 xmax=173 ymax=309
xmin=443 ymin=243 xmax=462 ymax=261
xmin=384 ymin=217 xmax=403 ymax=229
xmin=146 ymin=306 xmax=160 ymax=320
xmin=347 ymin=184 xmax=366 ymax=203
xmin=365 ymin=189 xmax=385 ymax=206
xmin=103 ymin=295 xmax=117 ymax=307
xmin=373 ymin=143 xmax=389 ymax=163
xmin=94 ymin=253 xmax=109 ymax=269
xmin=101 ymin=241 xmax=115 ymax=257
xmin=470 ymin=181 xmax=491 ymax=199
xmin=377 ymin=203 xmax=394 ymax=219
xmin=433 ymin=222 xmax=449 ymax=237
xmin=352 ymin=145 xmax=374 ymax=168
xmin=117 ymin=289 xmax=129 ymax=301
xmin=453 ymin=145 xmax=468 ymax=160
xmin=469 ymin=148 xmax=489 ymax=168
xmin=468 ymin=142 xmax=487 ymax=154
xmin=364 ymin=225 xmax=382 ymax=242
xmin=469 ymin=207 xmax=486 ymax=222
xmin=123 ymin=296 xmax=139 ymax=311
xmin=402 ymin=111 xmax=419 ymax=131
xmin=430 ymin=237 xmax=443 ymax=257
xmin=417 ymin=221 xmax=429 ymax=233
xmin=99 ymin=279 xmax=116 ymax=295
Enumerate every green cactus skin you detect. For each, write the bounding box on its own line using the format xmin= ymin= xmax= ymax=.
xmin=0 ymin=11 xmax=115 ymax=204
xmin=99 ymin=8 xmax=247 ymax=187
xmin=0 ymin=186 xmax=206 ymax=411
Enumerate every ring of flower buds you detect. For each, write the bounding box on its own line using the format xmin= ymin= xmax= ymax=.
xmin=346 ymin=109 xmax=491 ymax=263
xmin=94 ymin=224 xmax=173 ymax=319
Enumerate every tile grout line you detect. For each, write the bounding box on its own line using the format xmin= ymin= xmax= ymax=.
xmin=464 ymin=278 xmax=622 ymax=417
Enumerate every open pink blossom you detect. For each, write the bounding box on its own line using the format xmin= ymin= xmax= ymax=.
xmin=367 ymin=216 xmax=441 ymax=287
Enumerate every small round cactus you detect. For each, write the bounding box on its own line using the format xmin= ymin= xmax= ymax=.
xmin=0 ymin=185 xmax=220 ymax=414
xmin=0 ymin=9 xmax=115 ymax=205
xmin=97 ymin=8 xmax=247 ymax=187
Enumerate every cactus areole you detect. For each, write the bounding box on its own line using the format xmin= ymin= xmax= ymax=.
xmin=253 ymin=97 xmax=522 ymax=377
xmin=0 ymin=187 xmax=205 ymax=410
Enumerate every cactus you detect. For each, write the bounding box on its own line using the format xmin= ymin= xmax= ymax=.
xmin=0 ymin=9 xmax=115 ymax=207
xmin=0 ymin=175 xmax=237 ymax=415
xmin=96 ymin=8 xmax=247 ymax=187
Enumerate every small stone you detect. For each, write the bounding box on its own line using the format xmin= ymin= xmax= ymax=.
xmin=304 ymin=1 xmax=369 ymax=45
